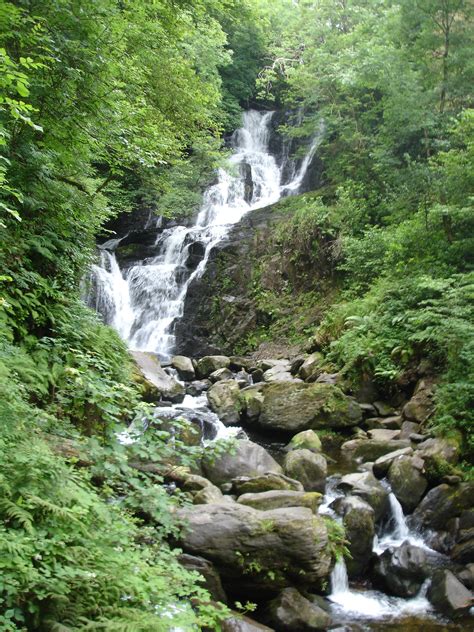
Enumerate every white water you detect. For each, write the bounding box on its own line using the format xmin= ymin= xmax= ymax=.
xmin=374 ymin=492 xmax=430 ymax=553
xmin=87 ymin=110 xmax=319 ymax=360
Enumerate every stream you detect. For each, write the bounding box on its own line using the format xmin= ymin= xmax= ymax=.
xmin=86 ymin=111 xmax=471 ymax=630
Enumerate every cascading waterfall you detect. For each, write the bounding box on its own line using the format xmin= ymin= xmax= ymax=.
xmin=87 ymin=110 xmax=317 ymax=360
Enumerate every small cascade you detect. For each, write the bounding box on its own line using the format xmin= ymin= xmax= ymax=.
xmin=375 ymin=491 xmax=429 ymax=553
xmin=281 ymin=120 xmax=325 ymax=195
xmin=87 ymin=110 xmax=322 ymax=360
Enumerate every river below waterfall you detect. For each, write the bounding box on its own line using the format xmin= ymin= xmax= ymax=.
xmin=87 ymin=110 xmax=472 ymax=631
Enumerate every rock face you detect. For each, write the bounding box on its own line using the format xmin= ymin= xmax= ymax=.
xmin=202 ymin=440 xmax=283 ymax=487
xmin=131 ymin=351 xmax=185 ymax=402
xmin=373 ymin=542 xmax=428 ymax=598
xmin=283 ymin=449 xmax=327 ymax=493
xmin=427 ymin=569 xmax=473 ymax=616
xmin=243 ymin=382 xmax=362 ymax=433
xmin=177 ymin=503 xmax=332 ymax=592
xmin=265 ymin=587 xmax=332 ymax=631
xmin=387 ymin=455 xmax=427 ymax=513
xmin=207 ymin=379 xmax=242 ymax=425
xmin=332 ymin=496 xmax=375 ymax=577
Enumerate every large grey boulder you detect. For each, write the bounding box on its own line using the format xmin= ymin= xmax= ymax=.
xmin=263 ymin=364 xmax=300 ymax=383
xmin=338 ymin=472 xmax=389 ymax=521
xmin=298 ymin=352 xmax=324 ymax=381
xmin=131 ymin=351 xmax=185 ymax=402
xmin=196 ymin=355 xmax=231 ymax=378
xmin=284 ymin=449 xmax=327 ymax=493
xmin=177 ymin=503 xmax=333 ymax=591
xmin=373 ymin=447 xmax=413 ymax=478
xmin=373 ymin=542 xmax=428 ymax=598
xmin=332 ymin=496 xmax=375 ymax=577
xmin=286 ymin=430 xmax=322 ymax=453
xmin=341 ymin=439 xmax=410 ymax=463
xmin=238 ymin=490 xmax=322 ymax=513
xmin=402 ymin=378 xmax=435 ymax=423
xmin=243 ymin=382 xmax=361 ymax=433
xmin=207 ymin=379 xmax=242 ymax=425
xmin=202 ymin=440 xmax=282 ymax=487
xmin=411 ymin=482 xmax=474 ymax=532
xmin=416 ymin=437 xmax=460 ymax=466
xmin=210 ymin=367 xmax=234 ymax=383
xmin=171 ymin=355 xmax=195 ymax=381
xmin=387 ymin=455 xmax=427 ymax=513
xmin=239 ymin=384 xmax=266 ymax=422
xmin=232 ymin=473 xmax=304 ymax=495
xmin=427 ymin=569 xmax=473 ymax=617
xmin=265 ymin=587 xmax=332 ymax=630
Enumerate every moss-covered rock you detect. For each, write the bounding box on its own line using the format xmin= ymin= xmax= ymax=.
xmin=287 ymin=430 xmax=322 ymax=453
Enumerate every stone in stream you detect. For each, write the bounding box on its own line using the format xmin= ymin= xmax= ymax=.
xmin=186 ymin=379 xmax=211 ymax=396
xmin=452 ymin=509 xmax=474 ymax=563
xmin=196 ymin=355 xmax=231 ymax=378
xmin=367 ymin=428 xmax=401 ymax=441
xmin=177 ymin=503 xmax=332 ymax=592
xmin=283 ymin=449 xmax=327 ymax=493
xmin=232 ymin=473 xmax=304 ymax=495
xmin=372 ymin=447 xmax=414 ymax=478
xmin=209 ymin=367 xmax=234 ymax=383
xmin=332 ymin=496 xmax=375 ymax=577
xmin=338 ymin=471 xmax=389 ymax=521
xmin=239 ymin=384 xmax=265 ymax=422
xmin=202 ymin=439 xmax=282 ymax=487
xmin=171 ymin=355 xmax=195 ymax=381
xmin=340 ymin=438 xmax=410 ymax=463
xmin=238 ymin=490 xmax=322 ymax=513
xmin=263 ymin=365 xmax=301 ymax=383
xmin=286 ymin=429 xmax=322 ymax=453
xmin=457 ymin=563 xmax=474 ymax=590
xmin=131 ymin=350 xmax=185 ymax=403
xmin=411 ymin=482 xmax=474 ymax=533
xmin=264 ymin=587 xmax=332 ymax=631
xmin=207 ymin=379 xmax=242 ymax=425
xmin=387 ymin=455 xmax=427 ymax=513
xmin=178 ymin=553 xmax=228 ymax=603
xmin=427 ymin=569 xmax=473 ymax=617
xmin=372 ymin=542 xmax=428 ymax=598
xmin=242 ymin=382 xmax=361 ymax=432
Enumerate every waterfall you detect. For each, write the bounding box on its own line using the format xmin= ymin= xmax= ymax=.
xmin=330 ymin=558 xmax=349 ymax=595
xmin=87 ymin=110 xmax=321 ymax=360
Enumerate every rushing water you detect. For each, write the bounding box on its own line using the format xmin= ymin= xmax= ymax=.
xmin=87 ymin=110 xmax=318 ymax=361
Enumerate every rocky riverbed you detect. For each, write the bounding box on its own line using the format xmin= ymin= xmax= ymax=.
xmin=129 ymin=351 xmax=474 ymax=631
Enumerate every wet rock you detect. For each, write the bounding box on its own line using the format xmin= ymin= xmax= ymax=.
xmin=186 ymin=379 xmax=211 ymax=396
xmin=388 ymin=455 xmax=428 ymax=513
xmin=202 ymin=440 xmax=282 ymax=487
xmin=298 ymin=352 xmax=324 ymax=381
xmin=171 ymin=355 xmax=195 ymax=381
xmin=250 ymin=382 xmax=362 ymax=433
xmin=209 ymin=367 xmax=234 ymax=383
xmin=332 ymin=496 xmax=375 ymax=577
xmin=238 ymin=490 xmax=322 ymax=513
xmin=411 ymin=483 xmax=474 ymax=536
xmin=177 ymin=503 xmax=332 ymax=592
xmin=367 ymin=429 xmax=401 ymax=441
xmin=179 ymin=553 xmax=228 ymax=603
xmin=372 ymin=447 xmax=414 ymax=478
xmin=196 ymin=355 xmax=231 ymax=379
xmin=265 ymin=587 xmax=332 ymax=630
xmin=373 ymin=542 xmax=428 ymax=598
xmin=232 ymin=473 xmax=304 ymax=494
xmin=416 ymin=437 xmax=460 ymax=465
xmin=284 ymin=449 xmax=327 ymax=493
xmin=131 ymin=351 xmax=185 ymax=403
xmin=341 ymin=439 xmax=410 ymax=463
xmin=427 ymin=569 xmax=473 ymax=617
xmin=207 ymin=379 xmax=242 ymax=425
xmin=338 ymin=472 xmax=389 ymax=521
xmin=402 ymin=378 xmax=435 ymax=423
xmin=221 ymin=615 xmax=274 ymax=632
xmin=286 ymin=429 xmax=322 ymax=453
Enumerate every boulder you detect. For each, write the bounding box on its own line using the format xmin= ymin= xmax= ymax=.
xmin=196 ymin=355 xmax=231 ymax=379
xmin=263 ymin=365 xmax=301 ymax=383
xmin=210 ymin=367 xmax=234 ymax=383
xmin=229 ymin=356 xmax=253 ymax=372
xmin=284 ymin=449 xmax=327 ymax=493
xmin=238 ymin=490 xmax=322 ymax=513
xmin=298 ymin=352 xmax=324 ymax=381
xmin=399 ymin=421 xmax=420 ymax=440
xmin=457 ymin=563 xmax=474 ymax=590
xmin=249 ymin=382 xmax=362 ymax=433
xmin=416 ymin=437 xmax=460 ymax=466
xmin=265 ymin=587 xmax=332 ymax=631
xmin=402 ymin=378 xmax=435 ymax=423
xmin=193 ymin=484 xmax=227 ymax=505
xmin=373 ymin=542 xmax=428 ymax=598
xmin=171 ymin=355 xmax=195 ymax=381
xmin=332 ymin=496 xmax=375 ymax=577
xmin=411 ymin=482 xmax=474 ymax=533
xmin=452 ymin=509 xmax=474 ymax=564
xmin=131 ymin=351 xmax=185 ymax=403
xmin=427 ymin=569 xmax=473 ymax=617
xmin=341 ymin=439 xmax=410 ymax=463
xmin=239 ymin=385 xmax=265 ymax=422
xmin=387 ymin=455 xmax=427 ymax=513
xmin=372 ymin=447 xmax=414 ymax=479
xmin=177 ymin=503 xmax=332 ymax=592
xmin=221 ymin=615 xmax=274 ymax=632
xmin=286 ymin=430 xmax=322 ymax=453
xmin=232 ymin=473 xmax=304 ymax=495
xmin=202 ymin=440 xmax=283 ymax=487
xmin=178 ymin=553 xmax=227 ymax=603
xmin=367 ymin=429 xmax=401 ymax=441
xmin=338 ymin=472 xmax=389 ymax=521
xmin=373 ymin=401 xmax=396 ymax=417
xmin=207 ymin=379 xmax=242 ymax=425
xmin=186 ymin=379 xmax=211 ymax=396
